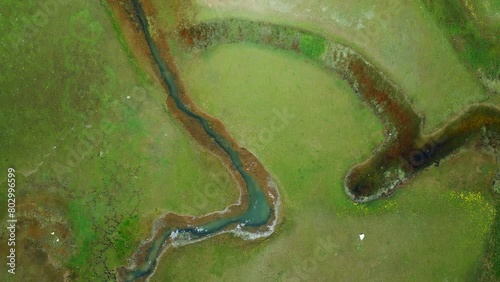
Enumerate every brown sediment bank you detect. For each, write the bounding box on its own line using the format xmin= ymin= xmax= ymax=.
xmin=343 ymin=53 xmax=500 ymax=201
xmin=177 ymin=19 xmax=426 ymax=199
xmin=105 ymin=1 xmax=280 ymax=281
xmin=179 ymin=19 xmax=500 ymax=202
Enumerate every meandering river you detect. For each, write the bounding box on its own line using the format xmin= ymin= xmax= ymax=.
xmin=118 ymin=1 xmax=276 ymax=281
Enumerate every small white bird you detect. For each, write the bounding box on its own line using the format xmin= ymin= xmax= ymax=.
xmin=359 ymin=233 xmax=365 ymax=241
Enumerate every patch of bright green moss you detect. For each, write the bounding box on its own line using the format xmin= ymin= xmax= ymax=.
xmin=299 ymin=33 xmax=327 ymax=60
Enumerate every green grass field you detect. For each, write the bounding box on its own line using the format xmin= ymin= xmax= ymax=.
xmin=0 ymin=0 xmax=498 ymax=281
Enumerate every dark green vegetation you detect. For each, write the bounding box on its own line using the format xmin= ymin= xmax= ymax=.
xmin=114 ymin=215 xmax=141 ymax=261
xmin=0 ymin=1 xmax=146 ymax=279
xmin=422 ymin=0 xmax=500 ymax=90
xmin=0 ymin=1 xmax=238 ymax=281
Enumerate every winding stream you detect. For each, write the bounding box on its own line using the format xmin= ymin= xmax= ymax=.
xmin=117 ymin=1 xmax=276 ymax=281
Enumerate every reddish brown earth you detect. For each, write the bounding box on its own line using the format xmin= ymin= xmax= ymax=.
xmin=178 ymin=19 xmax=500 ymax=202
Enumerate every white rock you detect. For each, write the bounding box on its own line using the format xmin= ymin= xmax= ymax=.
xmin=359 ymin=233 xmax=365 ymax=241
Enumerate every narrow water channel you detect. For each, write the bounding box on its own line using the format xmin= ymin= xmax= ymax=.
xmin=122 ymin=0 xmax=273 ymax=280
